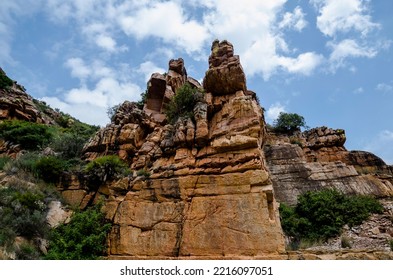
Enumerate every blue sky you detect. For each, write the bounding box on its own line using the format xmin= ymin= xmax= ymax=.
xmin=1 ymin=0 xmax=392 ymax=163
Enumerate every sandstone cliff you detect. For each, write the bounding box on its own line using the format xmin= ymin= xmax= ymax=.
xmin=264 ymin=127 xmax=393 ymax=206
xmin=66 ymin=40 xmax=286 ymax=259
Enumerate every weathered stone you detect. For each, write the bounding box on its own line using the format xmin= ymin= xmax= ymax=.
xmin=265 ymin=129 xmax=393 ymax=205
xmin=146 ymin=73 xmax=167 ymax=113
xmin=180 ymin=193 xmax=285 ymax=256
xmin=46 ymin=201 xmax=71 ymax=228
xmin=203 ymin=40 xmax=247 ymax=96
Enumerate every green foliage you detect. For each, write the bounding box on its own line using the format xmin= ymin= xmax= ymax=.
xmin=45 ymin=203 xmax=111 ymax=260
xmin=3 ymin=152 xmax=41 ymax=176
xmin=34 ymin=156 xmax=68 ymax=183
xmin=0 ymin=120 xmax=52 ymax=150
xmin=390 ymin=239 xmax=393 ymax=251
xmin=51 ymin=133 xmax=85 ymax=160
xmin=273 ymin=112 xmax=307 ymax=133
xmin=279 ymin=189 xmax=383 ymax=243
xmin=0 ymin=71 xmax=13 ymax=89
xmin=15 ymin=243 xmax=42 ymax=260
xmin=59 ymin=117 xmax=99 ymax=141
xmin=0 ymin=157 xmax=10 ymax=170
xmin=49 ymin=117 xmax=98 ymax=162
xmin=84 ymin=155 xmax=129 ymax=188
xmin=136 ymin=169 xmax=151 ymax=178
xmin=165 ymin=83 xmax=199 ymax=124
xmin=0 ymin=183 xmax=50 ymax=252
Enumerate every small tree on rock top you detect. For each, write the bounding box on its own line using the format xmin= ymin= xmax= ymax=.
xmin=273 ymin=112 xmax=307 ymax=133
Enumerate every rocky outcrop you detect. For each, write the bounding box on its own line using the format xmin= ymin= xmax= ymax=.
xmin=203 ymin=40 xmax=247 ymax=96
xmin=265 ymin=127 xmax=393 ymax=205
xmin=69 ymin=41 xmax=285 ymax=259
xmin=0 ymin=70 xmax=57 ymax=124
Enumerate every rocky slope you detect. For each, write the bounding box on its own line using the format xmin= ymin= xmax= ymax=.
xmin=0 ymin=68 xmax=58 ymax=125
xmin=0 ymin=68 xmax=68 ymax=158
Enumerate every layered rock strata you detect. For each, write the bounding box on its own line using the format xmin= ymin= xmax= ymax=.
xmin=70 ymin=40 xmax=285 ymax=258
xmin=0 ymin=68 xmax=56 ymax=124
xmin=265 ymin=126 xmax=393 ymax=205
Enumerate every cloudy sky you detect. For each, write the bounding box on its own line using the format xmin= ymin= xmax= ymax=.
xmin=1 ymin=0 xmax=392 ymax=163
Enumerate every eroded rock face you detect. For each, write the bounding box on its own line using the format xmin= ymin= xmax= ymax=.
xmin=265 ymin=128 xmax=393 ymax=205
xmin=203 ymin=40 xmax=247 ymax=96
xmin=74 ymin=40 xmax=285 ymax=259
xmin=0 ymin=69 xmax=56 ymax=125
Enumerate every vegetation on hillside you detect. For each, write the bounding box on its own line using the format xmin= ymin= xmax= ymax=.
xmin=279 ymin=189 xmax=384 ymax=249
xmin=0 ymin=71 xmax=13 ymax=89
xmin=0 ymin=177 xmax=59 ymax=259
xmin=0 ymin=120 xmax=53 ymax=150
xmin=0 ymin=100 xmax=108 ymax=259
xmin=45 ymin=203 xmax=111 ymax=260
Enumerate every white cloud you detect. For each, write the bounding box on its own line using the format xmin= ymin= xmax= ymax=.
xmin=118 ymin=1 xmax=209 ymax=53
xmin=376 ymin=83 xmax=393 ymax=93
xmin=44 ymin=58 xmax=142 ymax=126
xmin=353 ymin=87 xmax=364 ymax=94
xmin=65 ymin=58 xmax=91 ymax=80
xmin=137 ymin=61 xmax=166 ymax=83
xmin=364 ymin=130 xmax=393 ymax=164
xmin=328 ymin=39 xmax=377 ymax=70
xmin=312 ymin=0 xmax=380 ymax=37
xmin=266 ymin=103 xmax=286 ymax=123
xmin=43 ymin=77 xmax=142 ymax=126
xmin=279 ymin=6 xmax=308 ymax=31
xmin=278 ymin=52 xmax=324 ymax=75
xmin=95 ymin=35 xmax=116 ymax=52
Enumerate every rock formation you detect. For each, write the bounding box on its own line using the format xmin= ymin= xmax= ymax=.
xmin=264 ymin=126 xmax=393 ymax=205
xmin=0 ymin=69 xmax=57 ymax=125
xmin=70 ymin=40 xmax=286 ymax=259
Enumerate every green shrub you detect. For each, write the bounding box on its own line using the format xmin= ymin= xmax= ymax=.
xmin=273 ymin=112 xmax=307 ymax=133
xmin=136 ymin=169 xmax=150 ymax=178
xmin=34 ymin=156 xmax=68 ymax=183
xmin=0 ymin=184 xmax=49 ymax=249
xmin=0 ymin=157 xmax=10 ymax=170
xmin=165 ymin=83 xmax=199 ymax=124
xmin=4 ymin=152 xmax=41 ymax=176
xmin=0 ymin=71 xmax=13 ymax=89
xmin=0 ymin=120 xmax=52 ymax=150
xmin=46 ymin=203 xmax=111 ymax=260
xmin=279 ymin=189 xmax=383 ymax=243
xmin=15 ymin=243 xmax=42 ymax=260
xmin=61 ymin=119 xmax=99 ymax=142
xmin=390 ymin=239 xmax=393 ymax=251
xmin=50 ymin=133 xmax=84 ymax=160
xmin=84 ymin=155 xmax=129 ymax=188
